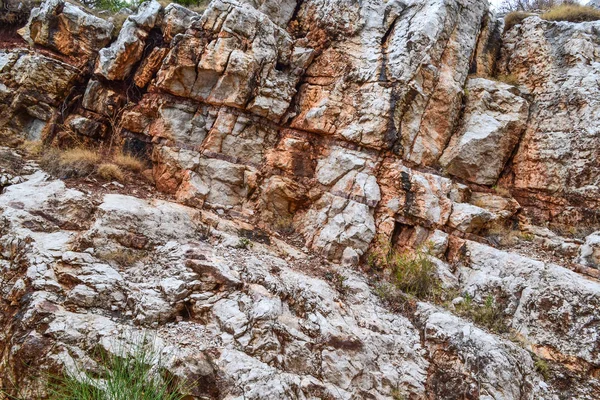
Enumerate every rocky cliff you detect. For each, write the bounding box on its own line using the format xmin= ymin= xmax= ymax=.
xmin=1 ymin=0 xmax=600 ymax=399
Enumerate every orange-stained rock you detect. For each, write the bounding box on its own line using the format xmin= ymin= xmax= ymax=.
xmin=133 ymin=47 xmax=169 ymax=88
xmin=498 ymin=16 xmax=600 ymax=225
xmin=19 ymin=0 xmax=114 ymax=66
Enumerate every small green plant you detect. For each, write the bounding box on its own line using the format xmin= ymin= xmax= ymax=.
xmin=520 ymin=232 xmax=535 ymax=242
xmin=94 ymin=0 xmax=137 ymax=12
xmin=48 ymin=335 xmax=190 ymax=400
xmin=158 ymin=0 xmax=211 ymax=13
xmin=236 ymin=237 xmax=253 ymax=249
xmin=455 ymin=294 xmax=508 ymax=333
xmin=367 ymin=242 xmax=440 ymax=300
xmin=391 ymin=388 xmax=406 ymax=400
xmin=491 ymin=185 xmax=512 ymax=197
xmin=391 ymin=249 xmax=440 ymax=299
xmin=325 ymin=272 xmax=348 ymax=295
xmin=534 ymin=355 xmax=551 ymax=380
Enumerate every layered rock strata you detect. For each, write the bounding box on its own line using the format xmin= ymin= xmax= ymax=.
xmin=0 ymin=0 xmax=600 ymax=398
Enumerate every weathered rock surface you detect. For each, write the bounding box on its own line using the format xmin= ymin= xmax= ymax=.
xmin=577 ymin=232 xmax=600 ymax=269
xmin=1 ymin=0 xmax=600 ymax=398
xmin=0 ymin=49 xmax=80 ymax=140
xmin=498 ymin=16 xmax=600 ymax=225
xmin=440 ymin=77 xmax=529 ymax=186
xmin=19 ymin=0 xmax=114 ymax=66
xmin=95 ymin=0 xmax=162 ymax=80
xmin=1 ymin=153 xmax=592 ymax=399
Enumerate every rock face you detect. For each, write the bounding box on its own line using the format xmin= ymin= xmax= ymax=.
xmin=0 ymin=50 xmax=80 ymax=141
xmin=0 ymin=151 xmax=586 ymax=399
xmin=498 ymin=16 xmax=600 ymax=225
xmin=1 ymin=0 xmax=600 ymax=398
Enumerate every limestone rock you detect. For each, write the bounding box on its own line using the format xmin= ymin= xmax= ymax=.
xmin=161 ymin=3 xmax=200 ymax=42
xmin=155 ymin=0 xmax=313 ymax=122
xmin=64 ymin=114 xmax=107 ymax=139
xmin=457 ymin=240 xmax=600 ymax=380
xmin=416 ymin=304 xmax=544 ymax=399
xmin=577 ymin=232 xmax=600 ymax=269
xmin=95 ymin=1 xmax=163 ymax=81
xmin=19 ymin=0 xmax=114 ymax=65
xmin=0 ymin=163 xmax=432 ymax=399
xmin=447 ymin=202 xmax=496 ymax=234
xmin=300 ymin=192 xmax=376 ymax=260
xmin=0 ymin=50 xmax=79 ymax=138
xmin=440 ymin=78 xmax=529 ymax=186
xmin=82 ymin=80 xmax=126 ymax=117
xmin=498 ymin=16 xmax=600 ymax=223
xmin=2 ymin=0 xmax=600 ymax=396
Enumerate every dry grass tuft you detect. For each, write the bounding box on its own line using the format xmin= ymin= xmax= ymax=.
xmin=97 ymin=163 xmax=125 ymax=181
xmin=541 ymin=4 xmax=600 ymax=23
xmin=504 ymin=11 xmax=535 ymax=32
xmin=38 ymin=146 xmax=145 ymax=181
xmin=19 ymin=140 xmax=43 ymax=156
xmin=113 ymin=152 xmax=144 ymax=173
xmin=40 ymin=148 xmax=101 ymax=179
xmin=97 ymin=248 xmax=145 ymax=266
xmin=495 ymin=74 xmax=520 ymax=87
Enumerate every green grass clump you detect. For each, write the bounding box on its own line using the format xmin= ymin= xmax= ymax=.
xmin=236 ymin=237 xmax=253 ymax=249
xmin=541 ymin=4 xmax=600 ymax=23
xmin=49 ymin=337 xmax=189 ymax=400
xmin=368 ymin=242 xmax=440 ymax=300
xmin=456 ymin=294 xmax=509 ymax=334
xmin=392 ymin=250 xmax=439 ymax=299
xmin=94 ymin=0 xmax=137 ymax=12
xmin=534 ymin=355 xmax=551 ymax=380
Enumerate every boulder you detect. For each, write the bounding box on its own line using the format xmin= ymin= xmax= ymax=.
xmin=439 ymin=78 xmax=529 ymax=186
xmin=577 ymin=231 xmax=600 ymax=269
xmin=19 ymin=0 xmax=114 ymax=65
xmin=95 ymin=0 xmax=163 ymax=80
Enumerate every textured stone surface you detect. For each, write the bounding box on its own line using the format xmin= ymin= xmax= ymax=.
xmin=498 ymin=16 xmax=600 ymax=224
xmin=95 ymin=1 xmax=162 ymax=80
xmin=0 ymin=157 xmax=582 ymax=399
xmin=577 ymin=231 xmax=600 ymax=269
xmin=19 ymin=0 xmax=114 ymax=66
xmin=440 ymin=77 xmax=529 ymax=185
xmin=0 ymin=49 xmax=80 ymax=140
xmin=2 ymin=0 xmax=600 ymax=397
